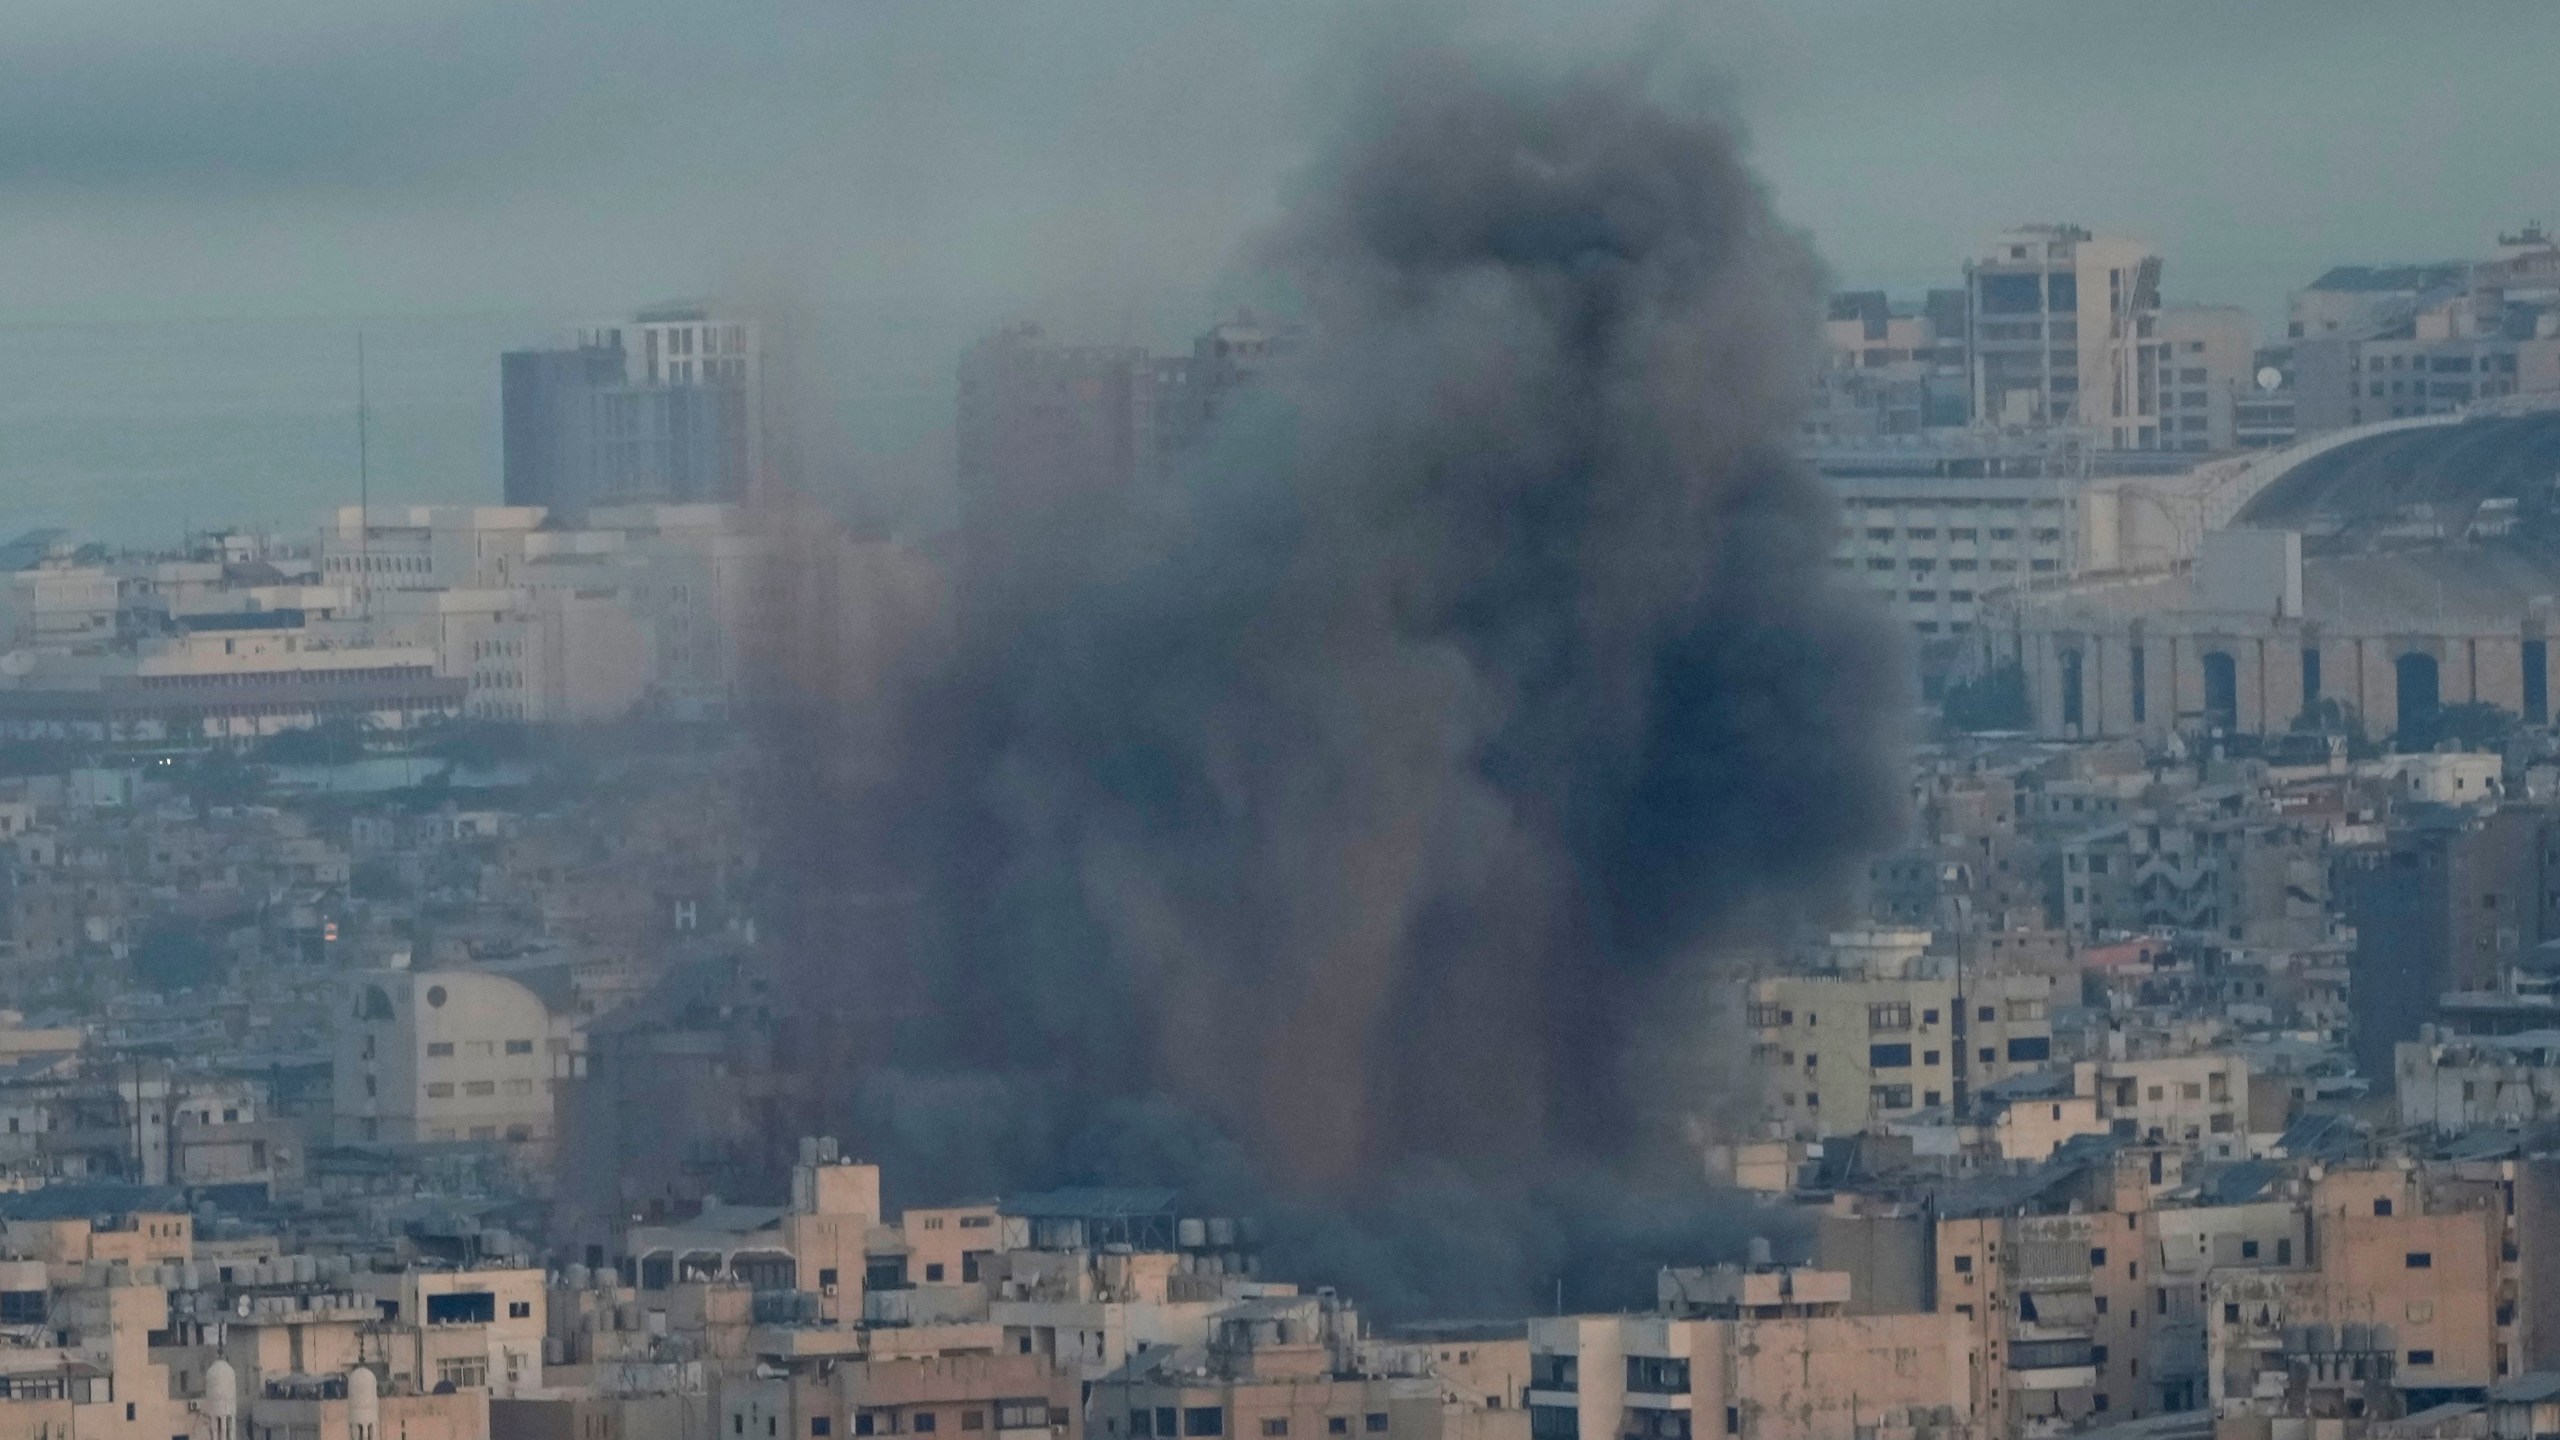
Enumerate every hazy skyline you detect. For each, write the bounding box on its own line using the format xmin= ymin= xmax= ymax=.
xmin=1 ymin=1 xmax=2553 ymax=339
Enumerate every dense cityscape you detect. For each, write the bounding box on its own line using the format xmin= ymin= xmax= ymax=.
xmin=0 ymin=210 xmax=2555 ymax=1440
xmin=6 ymin=9 xmax=2560 ymax=1440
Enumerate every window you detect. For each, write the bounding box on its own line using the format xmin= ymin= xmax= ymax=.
xmin=425 ymin=1083 xmax=454 ymax=1098
xmin=426 ymin=1042 xmax=454 ymax=1057
xmin=2089 ymin=1248 xmax=2107 ymax=1267
xmin=1953 ymin=1255 xmax=1972 ymax=1275
xmin=854 ymin=1417 xmax=875 ymax=1437
xmin=508 ymin=1301 xmax=532 ymax=1318
xmin=2225 ymin=1303 xmax=2241 ymax=1323
xmin=505 ymin=1039 xmax=535 ymax=1055
xmin=925 ymin=1264 xmax=945 ymax=1282
xmin=1263 ymin=1424 xmax=1289 ymax=1438
xmin=2409 ymin=1350 xmax=2436 ymax=1367
xmin=915 ymin=1417 xmax=937 ymax=1434
xmin=2406 ymin=1252 xmax=2432 ymax=1269
xmin=2374 ymin=1199 xmax=2393 ymax=1217
xmin=1626 ymin=1357 xmax=1689 ymax=1394
xmin=1867 ymin=1003 xmax=1912 ymax=1031
xmin=816 ymin=1423 xmax=833 ymax=1437
xmin=2241 ymin=1240 xmax=2259 ymax=1259
xmin=1330 ymin=1422 xmax=1349 ymax=1436
xmin=1186 ymin=1412 xmax=1225 ymax=1438
xmin=427 ymin=1291 xmax=497 ymax=1325
xmin=1869 ymin=1044 xmax=1913 ymax=1069
xmin=1366 ymin=1418 xmax=1388 ymax=1434
xmin=1870 ymin=1084 xmax=1914 ymax=1110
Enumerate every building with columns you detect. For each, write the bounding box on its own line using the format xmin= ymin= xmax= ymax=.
xmin=1977 ymin=407 xmax=2560 ymax=742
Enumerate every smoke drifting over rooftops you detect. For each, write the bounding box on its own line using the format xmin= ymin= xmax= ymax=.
xmin=752 ymin=24 xmax=1909 ymax=1310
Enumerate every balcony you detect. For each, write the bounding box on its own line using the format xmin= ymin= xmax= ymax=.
xmin=2007 ymin=1338 xmax=2098 ymax=1392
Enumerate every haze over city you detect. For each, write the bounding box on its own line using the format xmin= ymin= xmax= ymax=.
xmin=0 ymin=8 xmax=2555 ymax=1440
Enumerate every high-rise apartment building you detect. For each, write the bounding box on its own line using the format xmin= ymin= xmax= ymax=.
xmin=1807 ymin=290 xmax=1971 ymax=441
xmin=1969 ymin=225 xmax=2166 ymax=447
xmin=954 ymin=316 xmax=1294 ymax=598
xmin=501 ymin=305 xmax=762 ymax=521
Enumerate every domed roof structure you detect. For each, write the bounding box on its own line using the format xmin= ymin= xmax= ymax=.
xmin=2236 ymin=411 xmax=2560 ymax=543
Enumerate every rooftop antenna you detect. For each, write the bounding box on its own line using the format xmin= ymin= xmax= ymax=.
xmin=357 ymin=330 xmax=372 ymax=620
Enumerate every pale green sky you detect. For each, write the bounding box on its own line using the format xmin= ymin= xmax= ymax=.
xmin=0 ymin=0 xmax=2551 ymax=338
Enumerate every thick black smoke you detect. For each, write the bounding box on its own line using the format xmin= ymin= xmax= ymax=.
xmin=751 ymin=34 xmax=1906 ymax=1311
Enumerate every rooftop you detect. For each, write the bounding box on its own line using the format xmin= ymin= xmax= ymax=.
xmin=2236 ymin=411 xmax=2560 ymax=540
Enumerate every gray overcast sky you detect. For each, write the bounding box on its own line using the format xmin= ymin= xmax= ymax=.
xmin=2 ymin=0 xmax=2554 ymax=337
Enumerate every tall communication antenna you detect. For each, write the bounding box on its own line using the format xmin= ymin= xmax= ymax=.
xmin=356 ymin=330 xmax=372 ymax=619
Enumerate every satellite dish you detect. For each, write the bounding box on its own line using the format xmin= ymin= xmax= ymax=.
xmin=2256 ymin=367 xmax=2284 ymax=392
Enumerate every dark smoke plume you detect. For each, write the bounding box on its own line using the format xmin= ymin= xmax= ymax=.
xmin=749 ymin=31 xmax=1907 ymax=1313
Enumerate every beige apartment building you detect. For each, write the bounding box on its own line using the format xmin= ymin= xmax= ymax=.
xmin=2096 ymin=1055 xmax=2254 ymax=1160
xmin=2207 ymin=1166 xmax=2509 ymax=1416
xmin=624 ymin=1141 xmax=880 ymax=1325
xmin=1093 ymin=1296 xmax=1440 ymax=1440
xmin=1528 ymin=1265 xmax=1978 ymax=1440
xmin=724 ymin=1349 xmax=1083 ymax=1440
xmin=1749 ymin=931 xmax=2056 ymax=1137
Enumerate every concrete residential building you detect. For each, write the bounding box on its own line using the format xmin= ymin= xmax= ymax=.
xmin=333 ymin=969 xmax=568 ymax=1149
xmin=2207 ymin=1168 xmax=2507 ymax=1416
xmin=2290 ymin=235 xmax=2560 ymax=435
xmin=502 ymin=307 xmax=763 ymax=520
xmin=1093 ymin=1295 xmax=1439 ymax=1440
xmin=1527 ymin=1264 xmax=1978 ymax=1440
xmin=2335 ymin=807 xmax=2560 ymax=1084
xmin=1968 ymin=226 xmax=2163 ymax=447
xmin=1749 ymin=931 xmax=2055 ymax=1138
xmin=2154 ymin=306 xmax=2258 ymax=453
xmin=2095 ymin=1055 xmax=2252 ymax=1160
xmin=1809 ymin=291 xmax=1971 ymax=442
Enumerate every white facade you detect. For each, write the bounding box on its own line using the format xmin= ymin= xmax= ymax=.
xmin=1827 ymin=473 xmax=2082 ymax=638
xmin=334 ymin=969 xmax=568 ymax=1148
xmin=0 ymin=564 xmax=117 ymax=649
xmin=317 ymin=506 xmax=549 ymax=611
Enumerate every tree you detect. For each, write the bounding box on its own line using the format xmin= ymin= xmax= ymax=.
xmin=2398 ymin=701 xmax=2516 ymax=755
xmin=178 ymin=751 xmax=264 ymax=810
xmin=251 ymin=719 xmax=368 ymax=766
